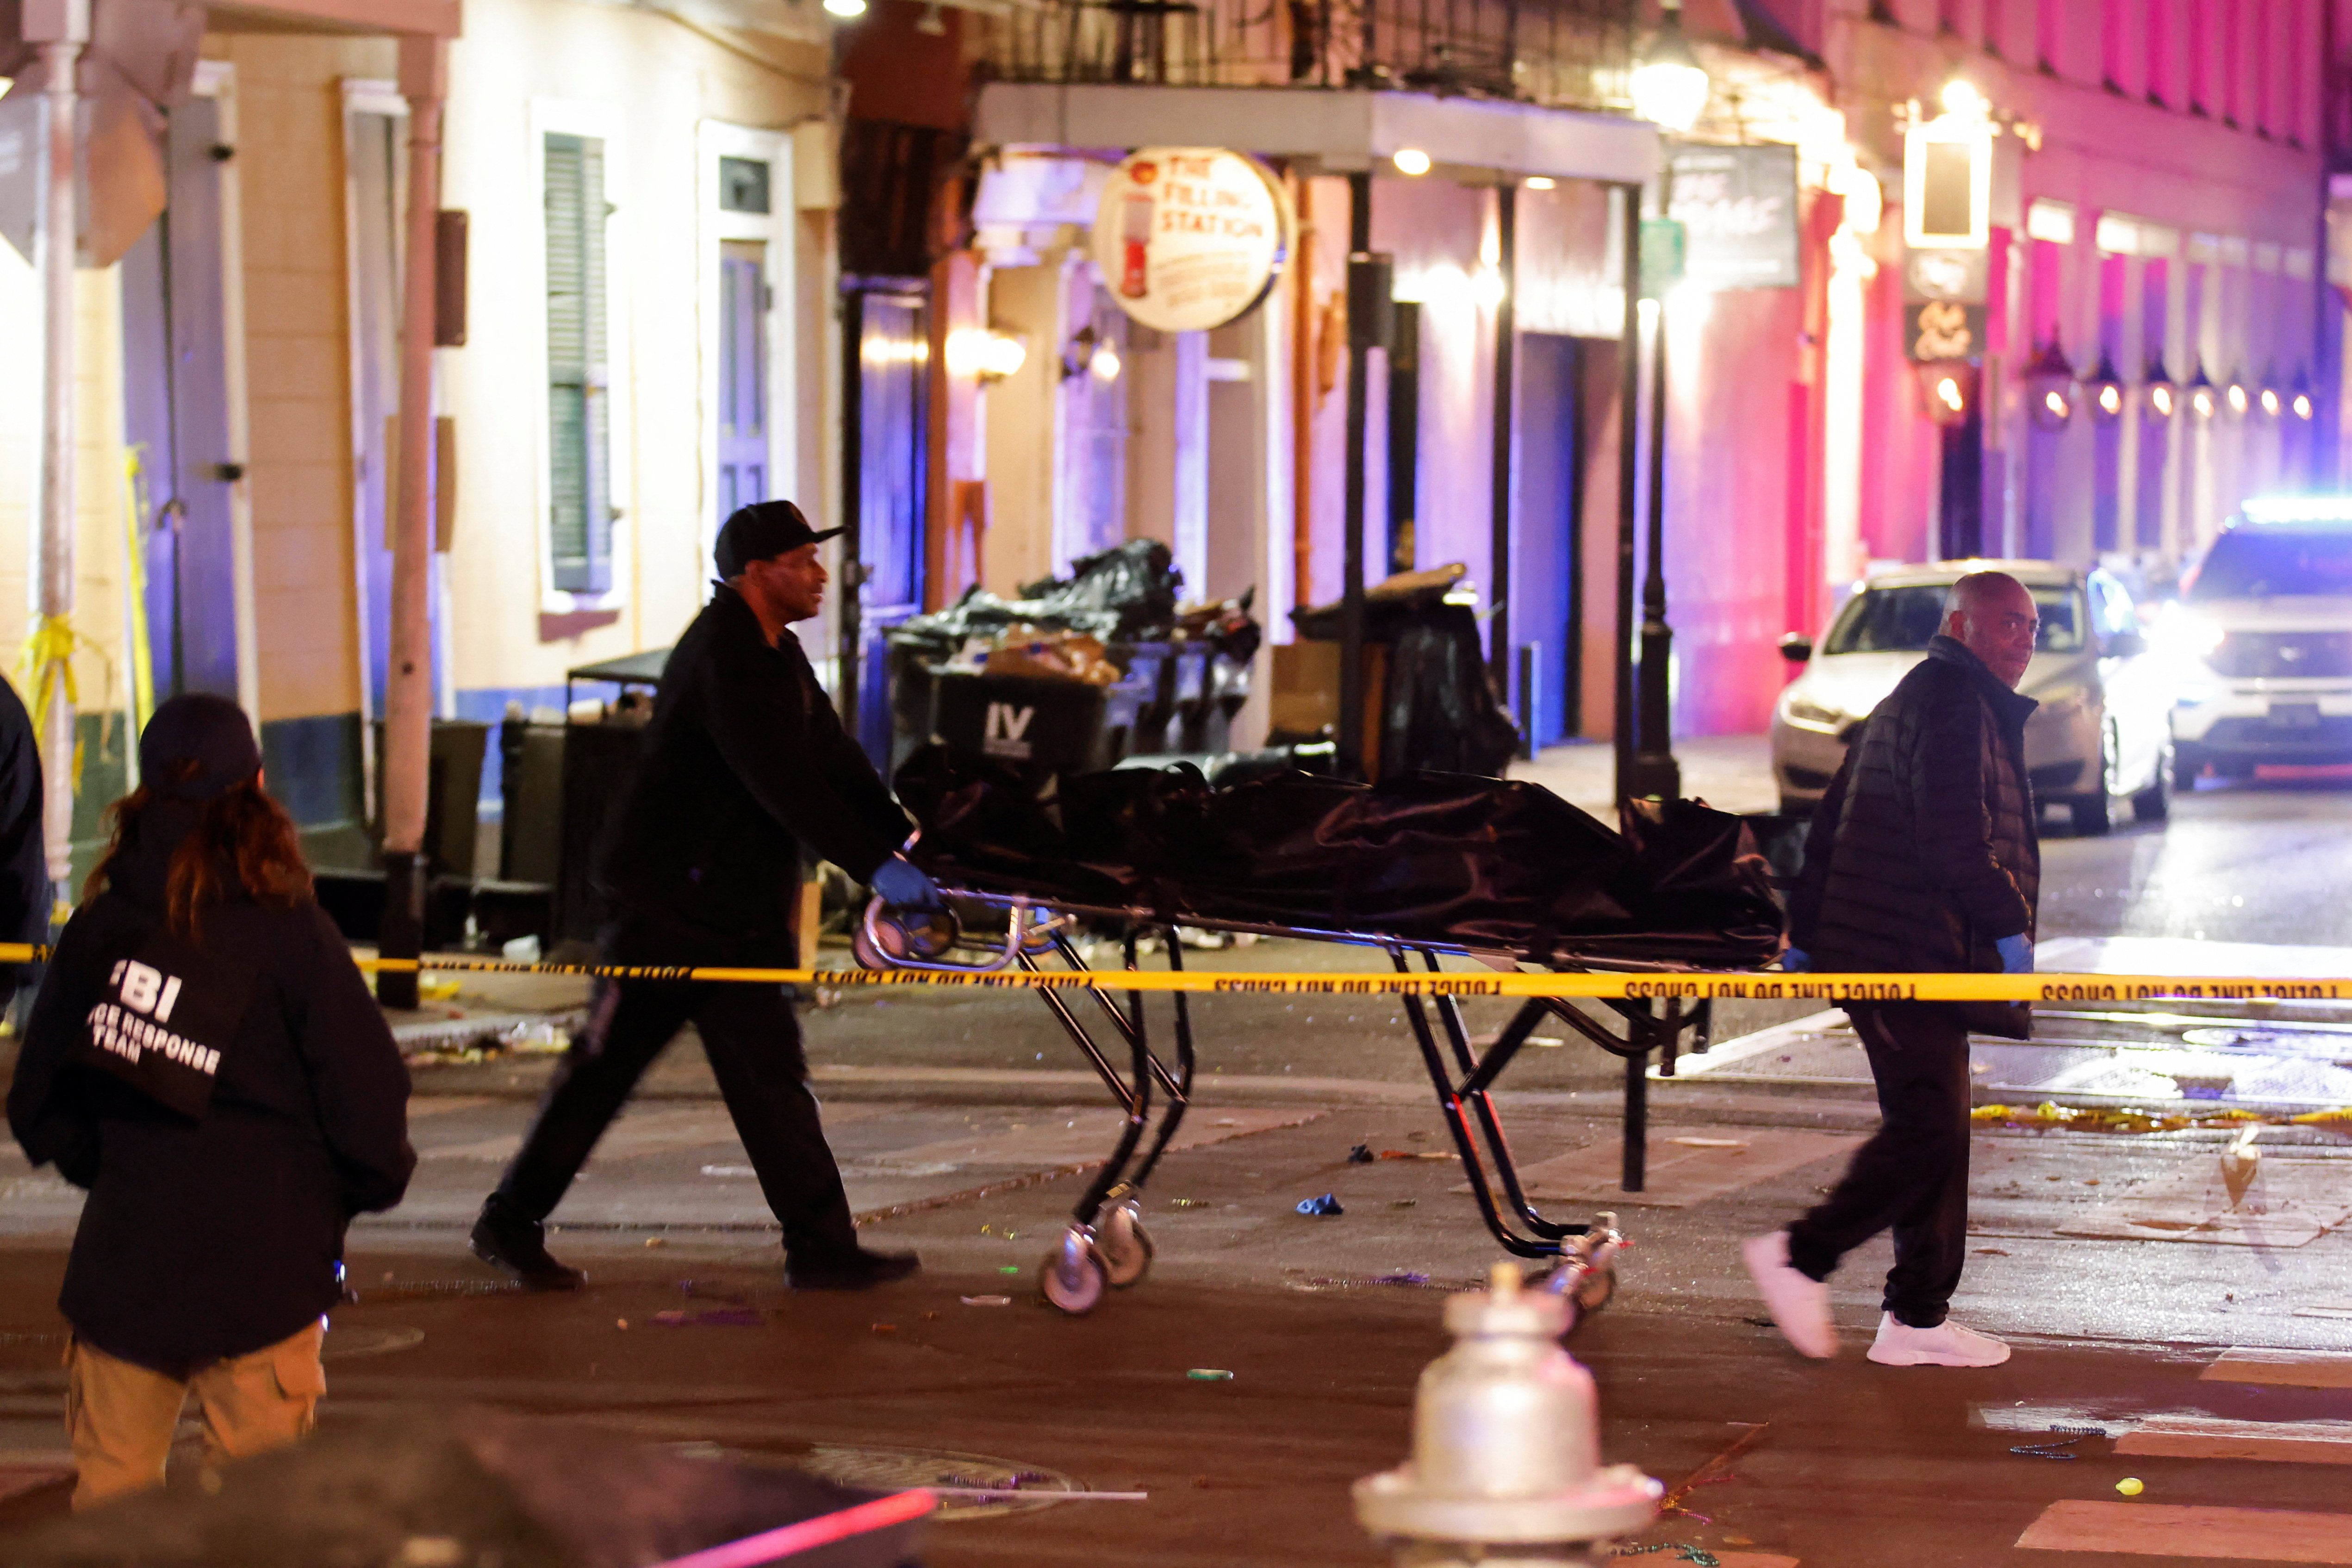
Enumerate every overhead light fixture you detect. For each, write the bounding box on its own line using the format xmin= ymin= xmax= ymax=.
xmin=1524 ymin=176 xmax=1556 ymax=191
xmin=823 ymin=0 xmax=866 ymax=16
xmin=2261 ymin=386 xmax=2282 ymax=417
xmin=2291 ymin=369 xmax=2316 ymax=421
xmin=1090 ymin=343 xmax=1122 ymax=382
xmin=1916 ymin=361 xmax=1976 ymax=426
xmin=2143 ymin=357 xmax=2176 ymax=422
xmin=2227 ymin=380 xmax=2249 ymax=417
xmin=1629 ymin=0 xmax=1711 ymax=134
xmin=1392 ymin=148 xmax=1432 ymax=176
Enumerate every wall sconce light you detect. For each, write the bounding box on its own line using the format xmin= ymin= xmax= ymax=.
xmin=1392 ymin=148 xmax=1433 ymax=176
xmin=2142 ymin=357 xmax=2175 ymax=421
xmin=1916 ymin=361 xmax=1976 ymax=427
xmin=2226 ymin=378 xmax=2249 ymax=417
xmin=1062 ymin=324 xmax=1121 ymax=382
xmin=977 ymin=331 xmax=1027 ymax=381
xmin=2292 ymin=369 xmax=2316 ymax=421
xmin=2022 ymin=339 xmax=2076 ymax=431
xmin=2083 ymin=349 xmax=2125 ymax=423
xmin=2185 ymin=363 xmax=2217 ymax=420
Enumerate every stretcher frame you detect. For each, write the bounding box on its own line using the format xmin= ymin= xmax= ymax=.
xmin=855 ymin=887 xmax=1721 ymax=1316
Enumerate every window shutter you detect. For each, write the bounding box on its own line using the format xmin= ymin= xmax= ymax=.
xmin=546 ymin=132 xmax=613 ymax=595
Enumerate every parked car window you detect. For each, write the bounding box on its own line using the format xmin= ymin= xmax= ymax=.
xmin=2184 ymin=529 xmax=2352 ymax=600
xmin=1821 ymin=584 xmax=2084 ymax=655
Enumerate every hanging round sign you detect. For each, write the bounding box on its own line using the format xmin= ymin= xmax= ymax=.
xmin=1091 ymin=147 xmax=1290 ymax=334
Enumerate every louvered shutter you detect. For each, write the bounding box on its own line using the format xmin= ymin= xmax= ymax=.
xmin=545 ymin=132 xmax=612 ymax=594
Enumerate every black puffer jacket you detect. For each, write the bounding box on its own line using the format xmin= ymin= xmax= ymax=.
xmin=6 ymin=799 xmax=414 ymax=1376
xmin=595 ymin=587 xmax=910 ymax=964
xmin=1788 ymin=635 xmax=2039 ymax=976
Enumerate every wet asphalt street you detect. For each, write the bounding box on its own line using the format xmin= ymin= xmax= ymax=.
xmin=2 ymin=765 xmax=2351 ymax=1564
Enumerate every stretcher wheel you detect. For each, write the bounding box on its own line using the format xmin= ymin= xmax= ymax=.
xmin=1575 ymin=1260 xmax=1617 ymax=1317
xmin=1040 ymin=1235 xmax=1108 ymax=1315
xmin=1099 ymin=1203 xmax=1154 ymax=1288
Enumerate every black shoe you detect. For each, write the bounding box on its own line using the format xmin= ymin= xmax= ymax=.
xmin=787 ymin=1247 xmax=921 ymax=1291
xmin=471 ymin=1194 xmax=586 ymax=1291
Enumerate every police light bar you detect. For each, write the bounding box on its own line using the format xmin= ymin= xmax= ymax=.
xmin=2238 ymin=496 xmax=2352 ymax=525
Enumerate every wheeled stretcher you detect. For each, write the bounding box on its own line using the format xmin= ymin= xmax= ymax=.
xmin=865 ymin=749 xmax=1781 ymax=1317
xmin=854 ymin=891 xmax=1739 ymax=1319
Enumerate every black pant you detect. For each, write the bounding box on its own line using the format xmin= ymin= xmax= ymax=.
xmin=1785 ymin=1002 xmax=1971 ymax=1328
xmin=494 ymin=972 xmax=859 ymax=1263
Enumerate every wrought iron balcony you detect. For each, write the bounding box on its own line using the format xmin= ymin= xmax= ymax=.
xmin=977 ymin=0 xmax=1639 ymax=117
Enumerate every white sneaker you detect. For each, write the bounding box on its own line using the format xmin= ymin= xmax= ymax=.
xmin=1867 ymin=1312 xmax=2011 ymax=1367
xmin=1741 ymin=1232 xmax=1837 ymax=1359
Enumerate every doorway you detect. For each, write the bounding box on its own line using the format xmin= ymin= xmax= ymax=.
xmin=842 ymin=281 xmax=930 ymax=765
xmin=1516 ymin=332 xmax=1582 ymax=749
xmin=119 ymin=91 xmax=240 ymax=704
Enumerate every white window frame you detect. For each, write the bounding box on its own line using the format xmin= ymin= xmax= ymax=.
xmin=530 ymin=97 xmax=633 ymax=616
xmin=696 ymin=119 xmax=798 ymax=595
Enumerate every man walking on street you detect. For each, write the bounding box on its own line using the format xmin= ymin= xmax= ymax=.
xmin=1746 ymin=570 xmax=2042 ymax=1368
xmin=472 ymin=500 xmax=940 ymax=1291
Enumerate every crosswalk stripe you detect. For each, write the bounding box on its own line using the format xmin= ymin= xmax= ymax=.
xmin=2017 ymin=1499 xmax=2352 ymax=1562
xmin=2203 ymin=1348 xmax=2352 ymax=1389
xmin=2118 ymin=1415 xmax=2352 ymax=1465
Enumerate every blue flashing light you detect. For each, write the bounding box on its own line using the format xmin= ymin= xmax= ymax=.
xmin=2237 ymin=495 xmax=2352 ymax=526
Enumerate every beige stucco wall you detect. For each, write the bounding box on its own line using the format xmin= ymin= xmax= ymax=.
xmin=438 ymin=0 xmax=832 ymax=691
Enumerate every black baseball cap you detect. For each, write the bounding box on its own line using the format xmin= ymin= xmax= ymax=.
xmin=713 ymin=500 xmax=841 ymax=578
xmin=140 ymin=693 xmax=263 ymax=801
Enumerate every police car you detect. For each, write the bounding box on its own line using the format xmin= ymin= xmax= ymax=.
xmin=2166 ymin=498 xmax=2352 ymax=780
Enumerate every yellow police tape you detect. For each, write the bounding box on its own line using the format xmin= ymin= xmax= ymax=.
xmin=0 ymin=939 xmax=2336 ymax=1005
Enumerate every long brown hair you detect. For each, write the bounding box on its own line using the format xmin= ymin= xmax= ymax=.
xmin=81 ymin=760 xmax=314 ymax=938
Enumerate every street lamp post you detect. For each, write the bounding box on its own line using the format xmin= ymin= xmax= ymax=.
xmin=1624 ymin=0 xmax=1708 ymax=804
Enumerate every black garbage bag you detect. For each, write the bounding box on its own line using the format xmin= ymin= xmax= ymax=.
xmin=1379 ymin=605 xmax=1522 ymax=779
xmin=889 ymin=541 xmax=1187 ymax=663
xmin=895 ymin=746 xmax=1782 ymax=965
xmin=3 ymin=1404 xmax=926 ymax=1568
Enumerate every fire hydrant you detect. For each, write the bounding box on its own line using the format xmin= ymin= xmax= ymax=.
xmin=1354 ymin=1262 xmax=1661 ymax=1566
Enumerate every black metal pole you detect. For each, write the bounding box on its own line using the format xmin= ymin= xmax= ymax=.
xmin=1631 ymin=164 xmax=1680 ymax=801
xmin=1489 ymin=181 xmax=1518 ymax=688
xmin=1612 ymin=184 xmax=1640 ymax=806
xmin=2317 ymin=0 xmax=2342 ymax=486
xmin=1340 ymin=170 xmax=1375 ymax=775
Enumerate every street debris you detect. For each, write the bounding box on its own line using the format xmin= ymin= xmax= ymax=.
xmin=1186 ymin=1369 xmax=1235 ymax=1381
xmin=1296 ymin=1194 xmax=1345 ymax=1216
xmin=1668 ymin=1137 xmax=1746 ymax=1150
xmin=650 ymin=1307 xmax=762 ymax=1327
xmin=2116 ymin=1477 xmax=2145 ymax=1496
xmin=1377 ymin=1149 xmax=1453 ymax=1160
xmin=644 ymin=1237 xmax=666 ymax=1248
xmin=1972 ymin=1101 xmax=2352 ymax=1134
xmin=616 ymin=1319 xmax=629 ymax=1330
xmin=1169 ymin=1198 xmax=1209 ymax=1208
xmin=871 ymin=1324 xmax=897 ymax=1335
xmin=998 ymin=1265 xmax=1021 ymax=1274
xmin=2009 ymin=1436 xmax=2085 ymax=1460
xmin=2222 ymin=1123 xmax=2263 ymax=1206
xmin=1614 ymin=1543 xmax=1720 ymax=1564
xmin=1391 ymin=1198 xmax=1418 ymax=1207
xmin=1348 ymin=1144 xmax=1375 ymax=1164
xmin=960 ymin=1295 xmax=1013 ymax=1307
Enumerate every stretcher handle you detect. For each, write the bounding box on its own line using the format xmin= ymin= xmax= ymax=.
xmin=857 ymin=894 xmax=1074 ymax=974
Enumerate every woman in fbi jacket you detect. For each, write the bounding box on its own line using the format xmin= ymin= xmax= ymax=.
xmin=7 ymin=694 xmax=414 ymax=1508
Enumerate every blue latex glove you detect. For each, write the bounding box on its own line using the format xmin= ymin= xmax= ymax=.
xmin=1781 ymin=947 xmax=1810 ymax=972
xmin=870 ymin=855 xmax=942 ymax=910
xmin=1996 ymin=933 xmax=2034 ymax=974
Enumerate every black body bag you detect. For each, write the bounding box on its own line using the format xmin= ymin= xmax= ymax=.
xmin=67 ymin=927 xmax=256 ymax=1120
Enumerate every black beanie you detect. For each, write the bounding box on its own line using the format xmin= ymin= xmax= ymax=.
xmin=139 ymin=694 xmax=263 ymax=801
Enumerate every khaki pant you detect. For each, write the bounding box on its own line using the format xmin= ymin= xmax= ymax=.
xmin=64 ymin=1320 xmax=326 ymax=1510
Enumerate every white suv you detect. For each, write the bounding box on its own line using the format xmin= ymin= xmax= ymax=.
xmin=2168 ymin=500 xmax=2352 ymax=780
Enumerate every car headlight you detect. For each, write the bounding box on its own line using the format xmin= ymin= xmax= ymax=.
xmin=1782 ymin=697 xmax=1844 ymax=732
xmin=2161 ymin=607 xmax=2228 ymax=662
xmin=2035 ymin=685 xmax=2089 ymax=720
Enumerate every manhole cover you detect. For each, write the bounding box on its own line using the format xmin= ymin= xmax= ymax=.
xmin=796 ymin=1444 xmax=1084 ymax=1520
xmin=323 ymin=1325 xmax=425 ymax=1360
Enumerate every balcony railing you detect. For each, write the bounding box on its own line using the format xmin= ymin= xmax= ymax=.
xmin=978 ymin=0 xmax=1638 ymax=118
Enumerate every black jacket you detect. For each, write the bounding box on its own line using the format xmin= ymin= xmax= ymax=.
xmin=6 ymin=800 xmax=414 ymax=1375
xmin=594 ymin=587 xmax=909 ymax=962
xmin=1789 ymin=635 xmax=2040 ymax=977
xmin=0 ymin=675 xmax=47 ymax=1008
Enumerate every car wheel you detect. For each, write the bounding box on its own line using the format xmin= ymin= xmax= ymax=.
xmin=2071 ymin=722 xmax=2122 ymax=836
xmin=2131 ymin=741 xmax=2173 ymax=823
